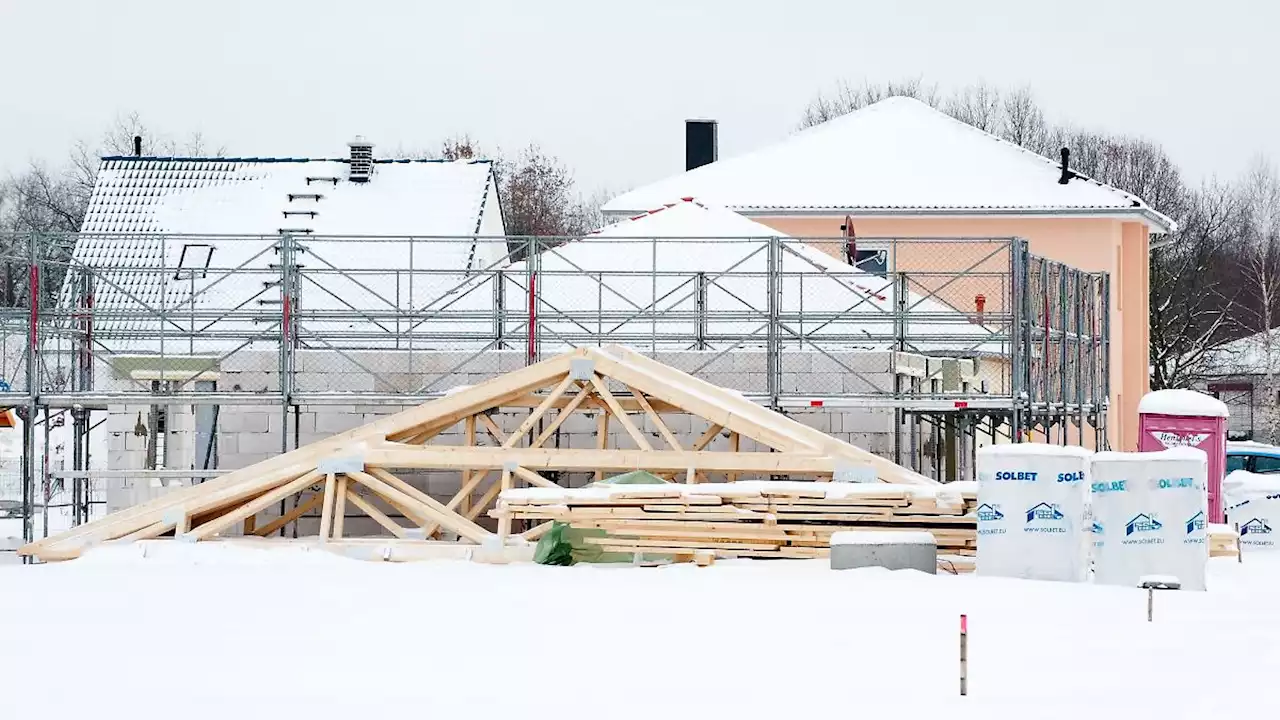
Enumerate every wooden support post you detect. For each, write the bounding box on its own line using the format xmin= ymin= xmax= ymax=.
xmin=727 ymin=431 xmax=741 ymax=482
xmin=498 ymin=465 xmax=513 ymax=544
xmin=253 ymin=492 xmax=324 ymax=537
xmin=504 ymin=374 xmax=575 ymax=448
xmin=684 ymin=466 xmax=696 ymax=485
xmin=317 ymin=473 xmax=338 ymax=542
xmin=595 ymin=411 xmax=609 ymax=484
xmin=243 ymin=516 xmax=256 ymax=535
xmin=344 ymin=487 xmax=406 ymax=539
xmin=332 ymin=476 xmax=348 ymax=539
xmin=628 ymin=385 xmax=681 ymax=450
xmin=174 ymin=511 xmax=191 ymax=536
xmin=531 ymin=383 xmax=592 ymax=449
xmin=589 ymin=374 xmax=652 ymax=450
xmin=462 ymin=414 xmax=476 ymax=516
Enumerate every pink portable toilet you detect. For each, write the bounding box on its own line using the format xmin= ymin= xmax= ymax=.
xmin=1137 ymin=389 xmax=1229 ymax=522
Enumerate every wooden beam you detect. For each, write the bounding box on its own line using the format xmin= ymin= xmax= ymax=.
xmin=362 ymin=466 xmax=491 ymax=543
xmin=462 ymin=414 xmax=476 ymax=515
xmin=317 ymin=473 xmax=338 ymax=541
xmin=465 ymin=477 xmax=503 ymax=523
xmin=511 ymin=465 xmax=561 ymax=489
xmin=332 ymin=476 xmax=348 ymax=539
xmin=595 ymin=411 xmax=609 ymax=484
xmin=423 ymin=469 xmax=492 ymax=538
xmin=498 ymin=465 xmax=513 ymax=543
xmin=344 ymin=487 xmax=407 ymax=539
xmin=693 ymin=424 xmax=723 ymax=451
xmin=253 ymin=492 xmax=325 ymax=537
xmin=727 ymin=431 xmax=741 ymax=482
xmin=243 ymin=516 xmax=256 ymax=535
xmin=628 ymin=385 xmax=681 ymax=451
xmin=589 ymin=375 xmax=652 ymax=451
xmin=188 ymin=470 xmax=323 ymax=541
xmin=521 ymin=520 xmax=555 ymax=542
xmin=364 ymin=445 xmax=840 ymax=475
xmin=504 ymin=374 xmax=575 ymax=448
xmin=478 ymin=413 xmax=507 ymax=445
xmin=531 ymin=382 xmax=592 ymax=449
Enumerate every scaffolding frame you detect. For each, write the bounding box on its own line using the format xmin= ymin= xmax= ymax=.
xmin=0 ymin=231 xmax=1110 ymax=554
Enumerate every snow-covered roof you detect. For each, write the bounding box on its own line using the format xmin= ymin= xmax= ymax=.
xmin=1205 ymin=329 xmax=1280 ymax=377
xmin=1138 ymin=389 xmax=1229 ymax=418
xmin=68 ymin=156 xmax=508 ymax=351
xmin=512 ymin=199 xmax=1003 ymax=355
xmin=604 ymin=97 xmax=1175 ymax=233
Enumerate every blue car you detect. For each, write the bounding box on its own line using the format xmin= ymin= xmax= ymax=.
xmin=1226 ymin=441 xmax=1280 ymax=475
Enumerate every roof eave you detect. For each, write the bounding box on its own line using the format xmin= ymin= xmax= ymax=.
xmin=607 ymin=205 xmax=1177 ymax=236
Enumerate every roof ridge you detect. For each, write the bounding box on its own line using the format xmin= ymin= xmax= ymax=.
xmin=101 ymin=156 xmax=496 ymax=165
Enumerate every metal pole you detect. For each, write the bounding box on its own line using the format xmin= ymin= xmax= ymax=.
xmin=23 ymin=232 xmax=39 ymax=559
xmin=959 ymin=614 xmax=968 ymax=696
xmin=278 ymin=233 xmax=293 ymax=532
xmin=41 ymin=406 xmax=50 ymax=539
xmin=766 ymin=237 xmax=781 ymax=407
xmin=894 ymin=271 xmax=908 ymax=465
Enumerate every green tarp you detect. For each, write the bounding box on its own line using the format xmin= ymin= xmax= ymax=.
xmin=533 ymin=470 xmax=671 ymax=565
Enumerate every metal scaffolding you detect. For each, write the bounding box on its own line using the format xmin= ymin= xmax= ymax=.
xmin=0 ymin=231 xmax=1110 ymax=552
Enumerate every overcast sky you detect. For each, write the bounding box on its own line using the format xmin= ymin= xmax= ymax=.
xmin=1 ymin=0 xmax=1276 ymax=198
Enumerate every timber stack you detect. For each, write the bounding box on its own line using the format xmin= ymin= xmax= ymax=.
xmin=496 ymin=481 xmax=977 ymax=559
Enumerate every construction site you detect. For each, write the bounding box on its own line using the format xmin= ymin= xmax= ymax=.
xmin=0 ymin=218 xmax=1109 ymax=556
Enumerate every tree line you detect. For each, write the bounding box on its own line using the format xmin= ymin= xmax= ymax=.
xmin=802 ymin=78 xmax=1280 ymax=390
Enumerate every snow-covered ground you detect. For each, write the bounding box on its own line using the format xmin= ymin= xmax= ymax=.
xmin=0 ymin=544 xmax=1275 ymax=719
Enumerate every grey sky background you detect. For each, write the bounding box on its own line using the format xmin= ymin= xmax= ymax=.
xmin=1 ymin=0 xmax=1276 ymax=199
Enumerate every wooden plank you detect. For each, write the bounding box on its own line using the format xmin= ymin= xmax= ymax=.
xmin=364 ymin=466 xmax=491 ymax=541
xmin=253 ymin=492 xmax=325 ymax=537
xmin=462 ymin=414 xmax=476 ymax=515
xmin=589 ymin=374 xmax=652 ymax=451
xmin=628 ymin=385 xmax=681 ymax=451
xmin=243 ymin=516 xmax=256 ymax=535
xmin=521 ymin=520 xmax=555 ymax=542
xmin=478 ymin=413 xmax=507 ymax=445
xmin=423 ymin=469 xmax=492 ymax=538
xmin=364 ymin=446 xmax=837 ymax=475
xmin=498 ymin=465 xmax=513 ymax=543
xmin=531 ymin=383 xmax=592 ymax=449
xmin=582 ymin=537 xmax=782 ymax=551
xmin=504 ymin=374 xmax=575 ymax=448
xmin=344 ymin=487 xmax=407 ymax=539
xmin=511 ymin=465 xmax=561 ymax=490
xmin=692 ymin=424 xmax=723 ymax=451
xmin=726 ymin=431 xmax=740 ymax=482
xmin=188 ymin=470 xmax=323 ymax=541
xmin=351 ymin=469 xmax=490 ymax=544
xmin=317 ymin=473 xmax=338 ymax=541
xmin=332 ymin=476 xmax=348 ymax=539
xmin=595 ymin=411 xmax=609 ymax=484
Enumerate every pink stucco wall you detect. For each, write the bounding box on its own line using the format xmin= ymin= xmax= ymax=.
xmin=752 ymin=215 xmax=1149 ymax=450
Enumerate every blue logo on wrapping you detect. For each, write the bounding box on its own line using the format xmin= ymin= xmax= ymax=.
xmin=1025 ymin=502 xmax=1064 ymax=522
xmin=976 ymin=503 xmax=1004 ymax=522
xmin=1185 ymin=511 xmax=1206 ymax=534
xmin=1125 ymin=513 xmax=1162 ymax=536
xmin=1091 ymin=520 xmax=1104 ymax=534
xmin=1241 ymin=519 xmax=1273 ymax=536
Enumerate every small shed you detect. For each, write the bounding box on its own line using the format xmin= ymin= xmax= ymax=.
xmin=1138 ymin=389 xmax=1228 ymax=521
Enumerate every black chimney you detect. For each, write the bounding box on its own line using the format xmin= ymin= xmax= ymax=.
xmin=1058 ymin=147 xmax=1071 ymax=185
xmin=685 ymin=119 xmax=718 ymax=171
xmin=133 ymin=135 xmax=142 ymax=157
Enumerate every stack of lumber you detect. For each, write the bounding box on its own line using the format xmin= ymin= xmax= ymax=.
xmin=497 ymin=481 xmax=977 ymax=559
xmin=1209 ymin=524 xmax=1241 ymax=559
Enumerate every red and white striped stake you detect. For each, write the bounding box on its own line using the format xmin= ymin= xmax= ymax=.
xmin=959 ymin=614 xmax=968 ymax=696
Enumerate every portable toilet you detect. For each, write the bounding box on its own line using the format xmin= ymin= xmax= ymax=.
xmin=1137 ymin=389 xmax=1229 ymax=522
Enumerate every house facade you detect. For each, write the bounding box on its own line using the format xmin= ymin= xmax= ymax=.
xmin=604 ymin=97 xmax=1174 ymax=450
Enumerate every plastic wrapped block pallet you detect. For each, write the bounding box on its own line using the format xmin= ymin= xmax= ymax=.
xmin=1224 ymin=470 xmax=1280 ymax=551
xmin=1091 ymin=448 xmax=1209 ymax=591
xmin=975 ymin=443 xmax=1092 ymax=582
xmin=830 ymin=531 xmax=936 ymax=573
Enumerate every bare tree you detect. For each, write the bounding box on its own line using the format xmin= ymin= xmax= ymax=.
xmin=998 ymin=86 xmax=1048 ymax=151
xmin=799 ymin=77 xmax=941 ymax=129
xmin=1149 ymin=182 xmax=1243 ymax=389
xmin=946 ymin=81 xmax=1003 ymax=134
xmin=1235 ymin=158 xmax=1280 ymax=435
